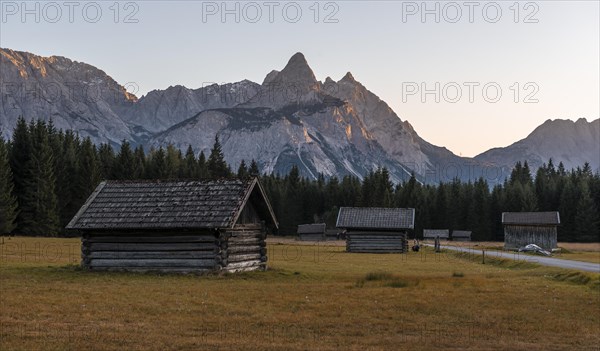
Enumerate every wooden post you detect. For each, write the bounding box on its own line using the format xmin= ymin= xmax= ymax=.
xmin=482 ymin=249 xmax=485 ymax=264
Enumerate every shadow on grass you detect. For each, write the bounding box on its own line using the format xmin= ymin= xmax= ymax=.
xmin=355 ymin=271 xmax=419 ymax=289
xmin=1 ymin=264 xmax=308 ymax=284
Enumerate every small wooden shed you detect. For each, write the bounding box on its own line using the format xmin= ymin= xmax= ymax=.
xmin=66 ymin=178 xmax=278 ymax=273
xmin=336 ymin=207 xmax=414 ymax=253
xmin=502 ymin=212 xmax=559 ymax=251
xmin=325 ymin=229 xmax=342 ymax=241
xmin=297 ymin=223 xmax=326 ymax=241
xmin=423 ymin=229 xmax=449 ymax=241
xmin=451 ymin=230 xmax=472 ymax=242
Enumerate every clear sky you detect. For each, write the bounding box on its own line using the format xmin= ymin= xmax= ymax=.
xmin=1 ymin=0 xmax=598 ymax=156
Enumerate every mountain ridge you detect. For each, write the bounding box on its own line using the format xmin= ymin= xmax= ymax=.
xmin=1 ymin=48 xmax=598 ymax=182
xmin=475 ymin=117 xmax=599 ymax=172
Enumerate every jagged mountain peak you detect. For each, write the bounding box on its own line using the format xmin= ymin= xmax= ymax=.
xmin=274 ymin=52 xmax=317 ymax=85
xmin=341 ymin=71 xmax=356 ymax=82
xmin=288 ymin=52 xmax=309 ymax=67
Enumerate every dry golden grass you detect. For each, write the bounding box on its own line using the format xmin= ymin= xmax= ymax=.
xmin=0 ymin=236 xmax=599 ymax=351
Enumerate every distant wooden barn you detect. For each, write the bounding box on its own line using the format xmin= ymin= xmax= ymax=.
xmin=325 ymin=229 xmax=342 ymax=241
xmin=336 ymin=207 xmax=414 ymax=253
xmin=66 ymin=178 xmax=278 ymax=273
xmin=502 ymin=212 xmax=559 ymax=251
xmin=451 ymin=230 xmax=472 ymax=242
xmin=297 ymin=223 xmax=326 ymax=241
xmin=423 ymin=229 xmax=449 ymax=241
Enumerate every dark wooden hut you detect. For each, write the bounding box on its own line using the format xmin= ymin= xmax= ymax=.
xmin=502 ymin=212 xmax=559 ymax=251
xmin=423 ymin=229 xmax=449 ymax=241
xmin=325 ymin=229 xmax=342 ymax=241
xmin=297 ymin=223 xmax=326 ymax=241
xmin=336 ymin=207 xmax=414 ymax=253
xmin=451 ymin=230 xmax=472 ymax=242
xmin=66 ymin=178 xmax=278 ymax=273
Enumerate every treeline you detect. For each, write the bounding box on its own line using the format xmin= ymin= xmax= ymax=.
xmin=1 ymin=118 xmax=599 ymax=242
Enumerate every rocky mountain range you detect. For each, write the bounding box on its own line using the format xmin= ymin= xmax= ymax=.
xmin=475 ymin=118 xmax=599 ymax=172
xmin=1 ymin=48 xmax=598 ymax=183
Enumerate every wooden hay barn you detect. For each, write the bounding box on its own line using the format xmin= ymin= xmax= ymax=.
xmin=325 ymin=229 xmax=341 ymax=241
xmin=502 ymin=212 xmax=559 ymax=251
xmin=66 ymin=178 xmax=278 ymax=273
xmin=297 ymin=223 xmax=326 ymax=241
xmin=451 ymin=230 xmax=472 ymax=241
xmin=336 ymin=207 xmax=414 ymax=253
xmin=423 ymin=229 xmax=449 ymax=241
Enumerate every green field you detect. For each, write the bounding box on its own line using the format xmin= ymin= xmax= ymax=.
xmin=1 ymin=237 xmax=599 ymax=350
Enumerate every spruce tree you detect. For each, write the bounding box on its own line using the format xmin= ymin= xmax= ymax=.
xmin=165 ymin=144 xmax=182 ymax=179
xmin=489 ymin=184 xmax=505 ymax=241
xmin=468 ymin=178 xmax=491 ymax=240
xmin=0 ymin=139 xmax=18 ymax=234
xmin=520 ymin=184 xmax=538 ymax=211
xmin=9 ymin=117 xmax=31 ymax=232
xmin=133 ymin=146 xmax=146 ymax=179
xmin=574 ymin=180 xmax=600 ymax=242
xmin=149 ymin=147 xmax=168 ymax=179
xmin=237 ymin=160 xmax=248 ymax=178
xmin=115 ymin=140 xmax=135 ymax=180
xmin=249 ymin=159 xmax=260 ymax=177
xmin=434 ymin=182 xmax=448 ymax=229
xmin=558 ymin=178 xmax=579 ymax=241
xmin=198 ymin=151 xmax=209 ymax=178
xmin=207 ymin=135 xmax=231 ymax=178
xmin=55 ymin=130 xmax=78 ymax=228
xmin=76 ymin=137 xmax=101 ymax=202
xmin=22 ymin=120 xmax=60 ymax=235
xmin=183 ymin=145 xmax=198 ymax=178
xmin=98 ymin=143 xmax=116 ymax=179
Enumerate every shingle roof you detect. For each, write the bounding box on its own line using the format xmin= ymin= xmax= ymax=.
xmin=66 ymin=178 xmax=277 ymax=230
xmin=336 ymin=207 xmax=415 ymax=230
xmin=297 ymin=223 xmax=326 ymax=234
xmin=502 ymin=212 xmax=560 ymax=225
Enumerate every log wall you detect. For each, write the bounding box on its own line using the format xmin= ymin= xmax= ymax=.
xmin=223 ymin=223 xmax=267 ymax=273
xmin=81 ymin=224 xmax=268 ymax=273
xmin=346 ymin=230 xmax=408 ymax=253
xmin=503 ymin=225 xmax=558 ymax=251
xmin=81 ymin=232 xmax=223 ymax=272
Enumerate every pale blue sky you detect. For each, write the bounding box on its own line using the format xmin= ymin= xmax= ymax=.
xmin=1 ymin=1 xmax=598 ymax=156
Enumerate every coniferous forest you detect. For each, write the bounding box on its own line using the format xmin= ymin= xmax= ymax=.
xmin=1 ymin=118 xmax=599 ymax=242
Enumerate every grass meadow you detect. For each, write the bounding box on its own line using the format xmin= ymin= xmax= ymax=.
xmin=0 ymin=237 xmax=598 ymax=350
